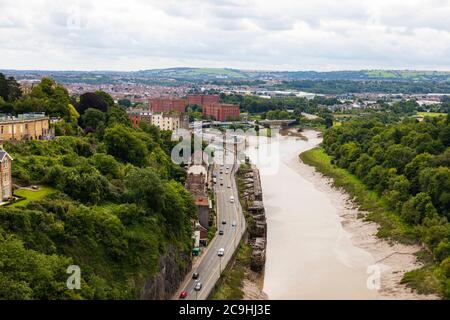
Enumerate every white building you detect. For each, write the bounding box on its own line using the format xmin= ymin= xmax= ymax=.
xmin=151 ymin=113 xmax=182 ymax=131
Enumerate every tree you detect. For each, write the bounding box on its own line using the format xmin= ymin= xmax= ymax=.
xmin=384 ymin=144 xmax=416 ymax=173
xmin=77 ymin=92 xmax=108 ymax=114
xmin=0 ymin=73 xmax=22 ymax=102
xmin=324 ymin=114 xmax=334 ymax=129
xmin=6 ymin=76 xmax=22 ymax=101
xmin=384 ymin=175 xmax=411 ymax=212
xmin=103 ymin=125 xmax=149 ymax=167
xmin=404 ymin=153 xmax=434 ymax=194
xmin=401 ymin=193 xmax=438 ymax=225
xmin=106 ymin=106 xmax=131 ymax=127
xmin=0 ymin=235 xmax=75 ymax=300
xmin=81 ymin=108 xmax=106 ymax=131
xmin=419 ymin=167 xmax=450 ymax=216
xmin=118 ymin=99 xmax=131 ymax=108
xmin=95 ymin=91 xmax=115 ymax=108
xmin=0 ymin=73 xmax=7 ymax=101
xmin=124 ymin=167 xmax=165 ymax=211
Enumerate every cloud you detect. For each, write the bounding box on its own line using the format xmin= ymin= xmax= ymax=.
xmin=0 ymin=0 xmax=449 ymax=71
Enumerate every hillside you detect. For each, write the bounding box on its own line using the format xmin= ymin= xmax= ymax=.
xmin=3 ymin=68 xmax=450 ymax=83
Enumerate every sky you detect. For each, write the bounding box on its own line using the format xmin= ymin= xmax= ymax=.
xmin=1 ymin=0 xmax=450 ymax=71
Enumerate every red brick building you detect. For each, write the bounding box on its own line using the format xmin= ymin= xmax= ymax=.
xmin=187 ymin=94 xmax=220 ymax=106
xmin=127 ymin=108 xmax=152 ymax=128
xmin=149 ymin=98 xmax=188 ymax=114
xmin=203 ymin=103 xmax=241 ymax=122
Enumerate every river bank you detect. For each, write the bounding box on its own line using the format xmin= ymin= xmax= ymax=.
xmin=245 ymin=129 xmax=439 ymax=299
xmin=298 ymin=140 xmax=439 ymax=299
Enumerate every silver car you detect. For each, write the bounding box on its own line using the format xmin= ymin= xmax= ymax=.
xmin=194 ymin=282 xmax=203 ymax=291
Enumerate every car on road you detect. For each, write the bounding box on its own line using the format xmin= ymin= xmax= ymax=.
xmin=225 ymin=171 xmax=229 ymax=175
xmin=220 ymin=177 xmax=224 ymax=180
xmin=218 ymin=248 xmax=225 ymax=257
xmin=179 ymin=291 xmax=188 ymax=299
xmin=219 ymin=230 xmax=224 ymax=236
xmin=232 ymin=221 xmax=237 ymax=227
xmin=192 ymin=272 xmax=200 ymax=280
xmin=230 ymin=196 xmax=235 ymax=203
xmin=222 ymin=220 xmax=227 ymax=225
xmin=194 ymin=282 xmax=203 ymax=291
xmin=227 ymin=185 xmax=231 ymax=189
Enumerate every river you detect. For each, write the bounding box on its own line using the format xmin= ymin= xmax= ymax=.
xmin=245 ymin=130 xmax=379 ymax=300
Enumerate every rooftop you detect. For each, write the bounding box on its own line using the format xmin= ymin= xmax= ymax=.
xmin=0 ymin=113 xmax=48 ymax=122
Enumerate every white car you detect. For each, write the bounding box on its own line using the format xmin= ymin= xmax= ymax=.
xmin=230 ymin=196 xmax=235 ymax=204
xmin=218 ymin=248 xmax=225 ymax=257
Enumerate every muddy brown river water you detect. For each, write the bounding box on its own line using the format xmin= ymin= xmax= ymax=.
xmin=245 ymin=130 xmax=379 ymax=300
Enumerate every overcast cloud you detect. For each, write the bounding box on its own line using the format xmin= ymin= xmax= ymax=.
xmin=1 ymin=0 xmax=450 ymax=71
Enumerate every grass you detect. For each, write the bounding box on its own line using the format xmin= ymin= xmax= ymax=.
xmin=211 ymin=241 xmax=252 ymax=300
xmin=300 ymin=148 xmax=419 ymax=244
xmin=208 ymin=226 xmax=217 ymax=243
xmin=401 ymin=265 xmax=443 ymax=295
xmin=11 ymin=186 xmax=56 ymax=207
xmin=417 ymin=112 xmax=447 ymax=118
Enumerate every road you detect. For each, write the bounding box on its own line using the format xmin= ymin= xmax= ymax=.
xmin=175 ymin=161 xmax=246 ymax=300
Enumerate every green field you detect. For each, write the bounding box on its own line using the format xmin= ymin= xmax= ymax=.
xmin=12 ymin=186 xmax=56 ymax=207
xmin=417 ymin=112 xmax=447 ymax=118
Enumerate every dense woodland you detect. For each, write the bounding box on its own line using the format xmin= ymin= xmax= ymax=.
xmin=0 ymin=75 xmax=196 ymax=299
xmin=322 ymin=115 xmax=450 ymax=297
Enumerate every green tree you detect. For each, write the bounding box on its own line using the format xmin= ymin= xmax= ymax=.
xmin=401 ymin=193 xmax=438 ymax=225
xmin=103 ymin=125 xmax=149 ymax=167
xmin=124 ymin=167 xmax=165 ymax=210
xmin=81 ymin=108 xmax=106 ymax=130
xmin=384 ymin=144 xmax=416 ymax=173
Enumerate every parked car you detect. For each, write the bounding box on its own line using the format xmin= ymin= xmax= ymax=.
xmin=192 ymin=272 xmax=200 ymax=280
xmin=179 ymin=291 xmax=188 ymax=299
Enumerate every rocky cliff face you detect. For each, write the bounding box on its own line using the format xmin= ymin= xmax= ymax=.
xmin=140 ymin=246 xmax=192 ymax=300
